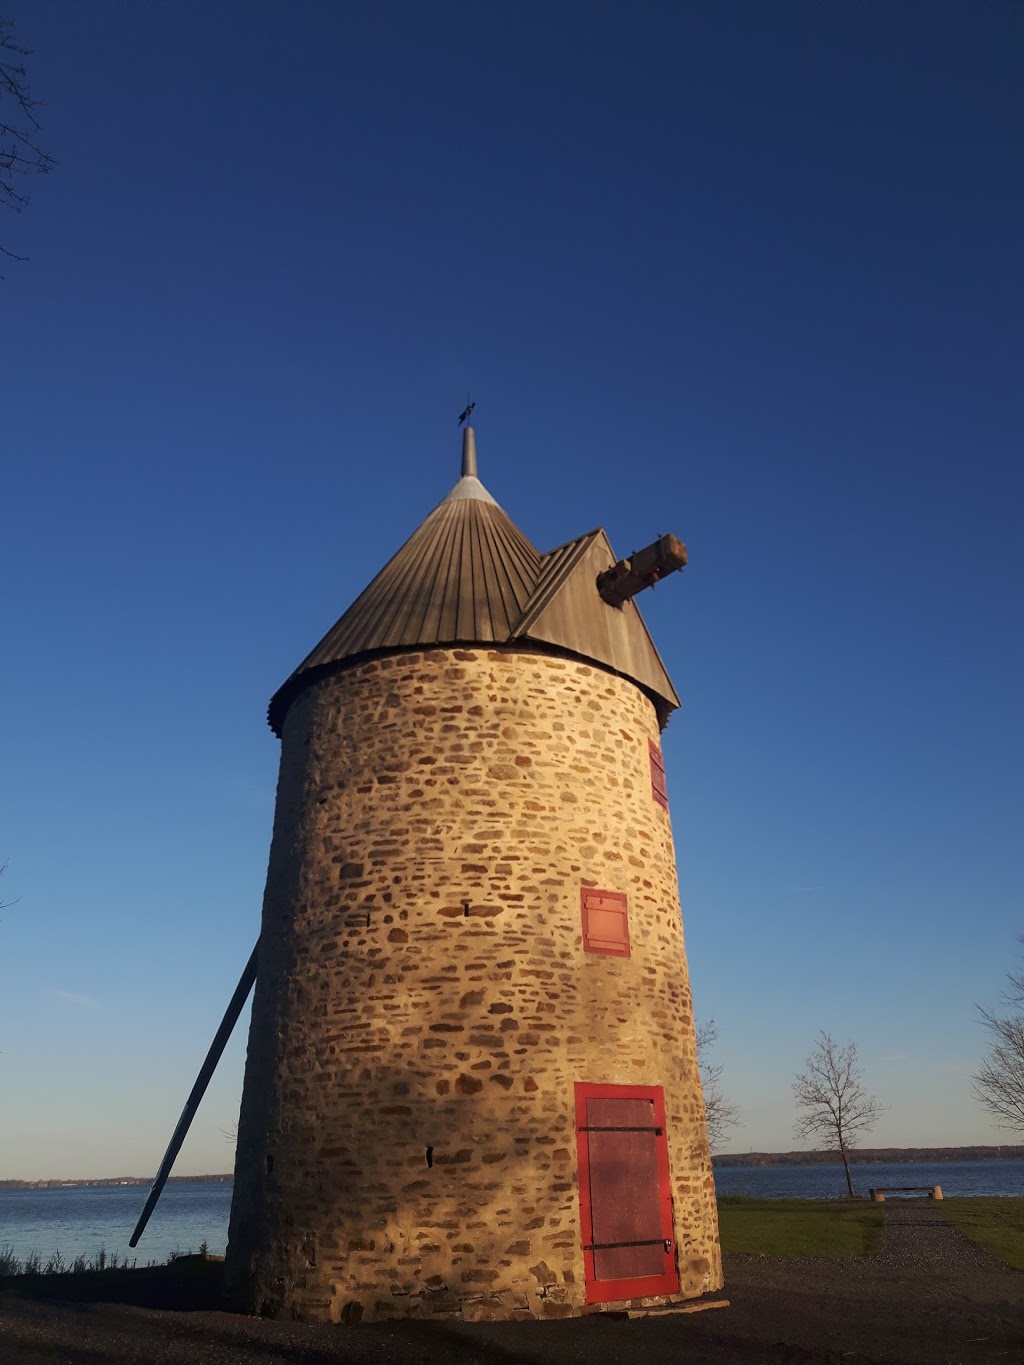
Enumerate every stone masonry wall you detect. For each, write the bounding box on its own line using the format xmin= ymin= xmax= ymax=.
xmin=226 ymin=648 xmax=721 ymax=1322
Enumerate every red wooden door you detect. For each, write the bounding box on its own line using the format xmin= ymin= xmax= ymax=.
xmin=575 ymin=1083 xmax=679 ymax=1303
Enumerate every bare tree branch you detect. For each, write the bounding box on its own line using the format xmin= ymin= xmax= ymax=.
xmin=0 ymin=17 xmax=55 ymax=265
xmin=792 ymin=1031 xmax=885 ymax=1197
xmin=973 ymin=935 xmax=1024 ymax=1132
xmin=0 ymin=860 xmax=17 ymax=913
xmin=697 ymin=1018 xmax=742 ymax=1152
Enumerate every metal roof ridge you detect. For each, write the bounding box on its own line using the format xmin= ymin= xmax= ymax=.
xmin=508 ymin=529 xmax=603 ymax=639
xmin=540 ymin=527 xmax=605 ymax=559
xmin=443 ymin=474 xmax=498 ymax=505
xmin=442 ymin=426 xmax=498 ymax=504
xmin=442 ymin=427 xmax=497 ymax=504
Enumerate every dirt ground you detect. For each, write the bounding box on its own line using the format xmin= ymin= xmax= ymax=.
xmin=1 ymin=1202 xmax=1022 ymax=1365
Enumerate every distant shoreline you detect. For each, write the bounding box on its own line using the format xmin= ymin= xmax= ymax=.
xmin=0 ymin=1174 xmax=233 ymax=1190
xmin=4 ymin=1147 xmax=1024 ymax=1187
xmin=712 ymin=1145 xmax=1024 ymax=1168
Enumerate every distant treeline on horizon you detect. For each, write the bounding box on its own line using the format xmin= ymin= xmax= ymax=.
xmin=712 ymin=1146 xmax=1024 ymax=1167
xmin=0 ymin=1173 xmax=233 ymax=1190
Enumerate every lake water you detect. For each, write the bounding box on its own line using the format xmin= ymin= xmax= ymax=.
xmin=3 ymin=1162 xmax=1024 ymax=1264
xmin=0 ymin=1182 xmax=234 ymax=1266
xmin=714 ymin=1159 xmax=1024 ymax=1200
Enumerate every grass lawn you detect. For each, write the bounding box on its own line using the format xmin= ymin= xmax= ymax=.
xmin=935 ymin=1197 xmax=1024 ymax=1270
xmin=717 ymin=1197 xmax=884 ymax=1258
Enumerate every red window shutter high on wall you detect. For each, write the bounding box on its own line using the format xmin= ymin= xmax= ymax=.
xmin=581 ymin=888 xmax=630 ymax=957
xmin=649 ymin=740 xmax=668 ymax=810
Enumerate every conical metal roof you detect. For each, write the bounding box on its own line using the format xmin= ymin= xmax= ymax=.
xmin=268 ymin=427 xmax=682 ymax=736
xmin=268 ymin=429 xmax=541 ymax=733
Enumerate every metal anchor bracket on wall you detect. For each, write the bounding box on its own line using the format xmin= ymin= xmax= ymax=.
xmin=577 ymin=1124 xmax=664 ymax=1135
xmin=583 ymin=1237 xmax=673 ymax=1253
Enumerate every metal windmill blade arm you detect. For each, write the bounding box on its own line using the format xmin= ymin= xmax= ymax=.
xmin=129 ymin=941 xmax=259 ymax=1248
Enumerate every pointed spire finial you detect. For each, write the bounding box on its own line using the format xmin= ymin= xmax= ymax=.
xmin=461 ymin=424 xmax=478 ymax=479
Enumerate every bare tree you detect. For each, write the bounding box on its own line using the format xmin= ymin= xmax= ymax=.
xmin=696 ymin=1018 xmax=742 ymax=1152
xmin=973 ymin=936 xmax=1024 ymax=1132
xmin=793 ymin=1031 xmax=885 ymax=1197
xmin=1 ymin=16 xmax=55 ymax=265
xmin=0 ymin=861 xmax=15 ymax=913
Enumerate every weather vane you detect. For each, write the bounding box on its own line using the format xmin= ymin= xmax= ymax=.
xmin=458 ymin=398 xmax=475 ymax=427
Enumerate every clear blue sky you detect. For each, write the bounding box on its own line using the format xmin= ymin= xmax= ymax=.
xmin=2 ymin=1 xmax=1021 ymax=1179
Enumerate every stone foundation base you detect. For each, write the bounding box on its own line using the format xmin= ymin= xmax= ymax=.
xmin=279 ymin=1282 xmax=726 ymax=1325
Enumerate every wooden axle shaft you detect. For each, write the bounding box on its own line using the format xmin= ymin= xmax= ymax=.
xmin=597 ymin=535 xmax=687 ymax=608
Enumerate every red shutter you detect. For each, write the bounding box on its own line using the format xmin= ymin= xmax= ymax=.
xmin=581 ymin=888 xmax=630 ymax=957
xmin=649 ymin=740 xmax=668 ymax=810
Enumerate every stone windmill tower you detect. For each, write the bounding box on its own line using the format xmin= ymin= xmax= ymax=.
xmin=224 ymin=426 xmax=722 ymax=1322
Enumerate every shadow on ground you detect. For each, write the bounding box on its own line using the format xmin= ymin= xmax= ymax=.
xmin=2 ymin=1215 xmax=1024 ymax=1365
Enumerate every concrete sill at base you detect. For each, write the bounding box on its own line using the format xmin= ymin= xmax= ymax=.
xmin=626 ymin=1298 xmax=729 ymax=1319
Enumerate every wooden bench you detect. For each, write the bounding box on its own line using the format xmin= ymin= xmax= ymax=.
xmin=869 ymin=1185 xmax=943 ymax=1202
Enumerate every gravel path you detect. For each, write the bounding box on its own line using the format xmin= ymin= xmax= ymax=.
xmin=877 ymin=1197 xmax=1006 ymax=1274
